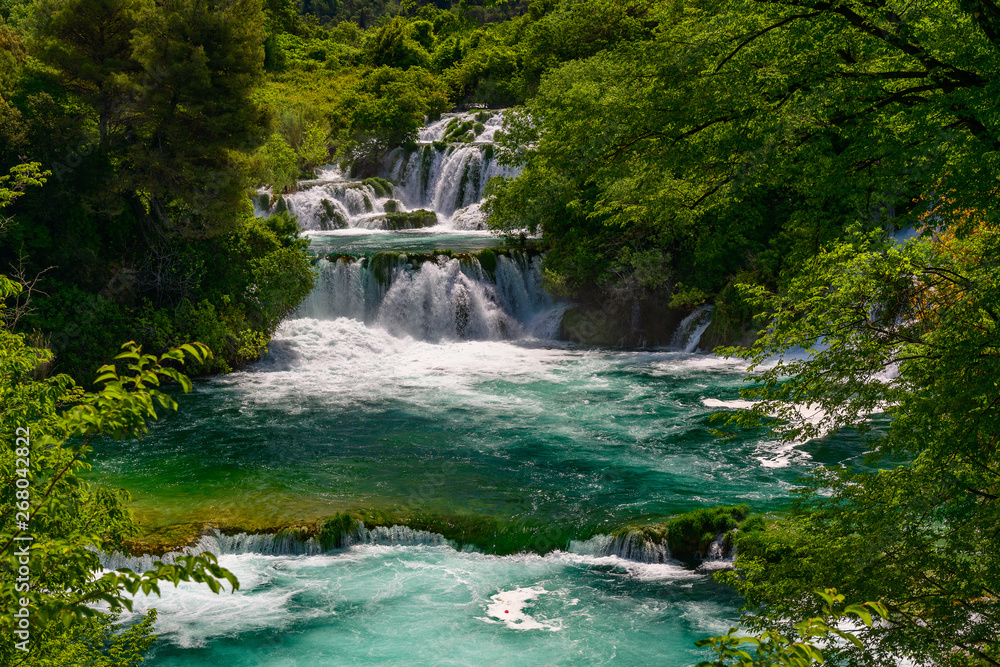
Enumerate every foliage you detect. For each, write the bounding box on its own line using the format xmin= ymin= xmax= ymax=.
xmin=14 ymin=208 xmax=315 ymax=380
xmin=341 ymin=64 xmax=449 ymax=174
xmin=255 ymin=133 xmax=301 ymax=194
xmin=486 ymin=0 xmax=1000 ymax=328
xmin=714 ymin=229 xmax=1000 ymax=666
xmin=0 ymin=289 xmax=239 ymax=663
xmin=42 ymin=608 xmax=158 ymax=667
xmin=0 ymin=162 xmax=46 ymax=238
xmin=0 ymin=0 xmax=306 ymax=383
xmin=697 ymin=589 xmax=888 ymax=667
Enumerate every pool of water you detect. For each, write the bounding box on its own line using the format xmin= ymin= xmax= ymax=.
xmin=92 ymin=162 xmax=869 ymax=664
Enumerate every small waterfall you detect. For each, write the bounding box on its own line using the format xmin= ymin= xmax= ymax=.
xmin=570 ymin=533 xmax=672 ymax=564
xmin=382 ymin=111 xmax=520 ymax=228
xmin=258 ymin=177 xmax=395 ymax=231
xmin=346 ymin=525 xmax=449 ymax=547
xmin=98 ymin=523 xmax=452 ymax=571
xmin=697 ymin=532 xmax=736 ymax=571
xmin=671 ymin=305 xmax=714 ymax=352
xmin=299 ymin=252 xmax=562 ymax=341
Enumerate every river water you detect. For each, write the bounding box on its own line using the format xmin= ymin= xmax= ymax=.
xmin=91 ymin=113 xmax=868 ymax=665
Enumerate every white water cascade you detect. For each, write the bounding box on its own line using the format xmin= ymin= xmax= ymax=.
xmin=671 ymin=305 xmax=715 ymax=352
xmin=98 ymin=524 xmax=451 ymax=572
xmin=570 ymin=533 xmax=673 ymax=564
xmin=254 ymin=172 xmax=395 ymax=231
xmin=256 ymin=110 xmax=519 ymax=231
xmin=301 ymin=252 xmax=564 ymax=341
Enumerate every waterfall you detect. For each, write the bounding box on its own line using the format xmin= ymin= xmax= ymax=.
xmin=257 ymin=111 xmax=519 ymax=231
xmin=671 ymin=305 xmax=714 ymax=352
xmin=382 ymin=144 xmax=518 ymax=227
xmin=697 ymin=532 xmax=736 ymax=571
xmin=381 ymin=111 xmax=521 ymax=228
xmin=569 ymin=533 xmax=672 ymax=564
xmin=98 ymin=523 xmax=452 ymax=571
xmin=259 ymin=178 xmax=393 ymax=231
xmin=299 ymin=252 xmax=563 ymax=342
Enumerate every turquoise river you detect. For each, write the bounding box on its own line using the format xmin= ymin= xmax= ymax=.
xmin=90 ymin=113 xmax=871 ymax=666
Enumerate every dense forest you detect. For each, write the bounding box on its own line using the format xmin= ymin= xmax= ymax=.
xmin=1 ymin=0 xmax=998 ymax=663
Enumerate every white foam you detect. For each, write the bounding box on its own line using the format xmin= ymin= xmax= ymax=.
xmin=482 ymin=586 xmax=561 ymax=631
xmin=116 ymin=543 xmax=720 ymax=652
xmin=753 ymin=439 xmax=812 ymax=469
xmin=300 ymin=253 xmax=559 ymax=343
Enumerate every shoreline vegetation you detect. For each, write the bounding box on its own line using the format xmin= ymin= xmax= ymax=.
xmin=2 ymin=0 xmax=999 ymax=663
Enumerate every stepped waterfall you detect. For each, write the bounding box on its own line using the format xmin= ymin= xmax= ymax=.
xmin=256 ymin=111 xmax=519 ymax=232
xmin=88 ymin=110 xmax=865 ymax=667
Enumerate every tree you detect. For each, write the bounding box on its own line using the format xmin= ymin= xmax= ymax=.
xmin=0 ymin=162 xmax=47 ymax=230
xmin=341 ymin=65 xmax=449 ymax=175
xmin=129 ymin=0 xmax=266 ymax=237
xmin=0 ymin=318 xmax=239 ymax=663
xmin=487 ymin=0 xmax=1000 ymax=308
xmin=31 ymin=0 xmax=150 ymax=149
xmin=716 ymin=228 xmax=1000 ymax=666
xmin=696 ymin=589 xmax=887 ymax=667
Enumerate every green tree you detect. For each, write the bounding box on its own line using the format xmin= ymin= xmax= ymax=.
xmin=31 ymin=0 xmax=149 ymax=149
xmin=487 ymin=0 xmax=1000 ymax=314
xmin=697 ymin=590 xmax=887 ymax=667
xmin=716 ymin=228 xmax=1000 ymax=666
xmin=129 ymin=0 xmax=266 ymax=237
xmin=342 ymin=65 xmax=449 ymax=175
xmin=364 ymin=17 xmax=430 ymax=69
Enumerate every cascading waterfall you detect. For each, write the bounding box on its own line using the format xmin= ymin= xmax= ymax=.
xmin=383 ymin=143 xmax=518 ymax=225
xmin=99 ymin=524 xmax=451 ymax=572
xmin=255 ymin=111 xmax=518 ymax=231
xmin=383 ymin=110 xmax=520 ymax=228
xmin=300 ymin=252 xmax=563 ymax=341
xmin=256 ymin=172 xmax=397 ymax=231
xmin=671 ymin=304 xmax=715 ymax=352
xmin=570 ymin=534 xmax=673 ymax=564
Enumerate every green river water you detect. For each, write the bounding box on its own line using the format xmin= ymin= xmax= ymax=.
xmin=90 ymin=150 xmax=870 ymax=665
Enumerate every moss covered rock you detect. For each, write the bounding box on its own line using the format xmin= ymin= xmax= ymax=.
xmin=476 ymin=248 xmax=497 ymax=276
xmin=318 ymin=199 xmax=347 ymax=230
xmin=607 ymin=504 xmax=752 ymax=563
xmin=362 ymin=176 xmax=393 ymax=198
xmin=385 ymin=209 xmax=438 ymax=230
xmin=317 ymin=512 xmax=363 ymax=550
